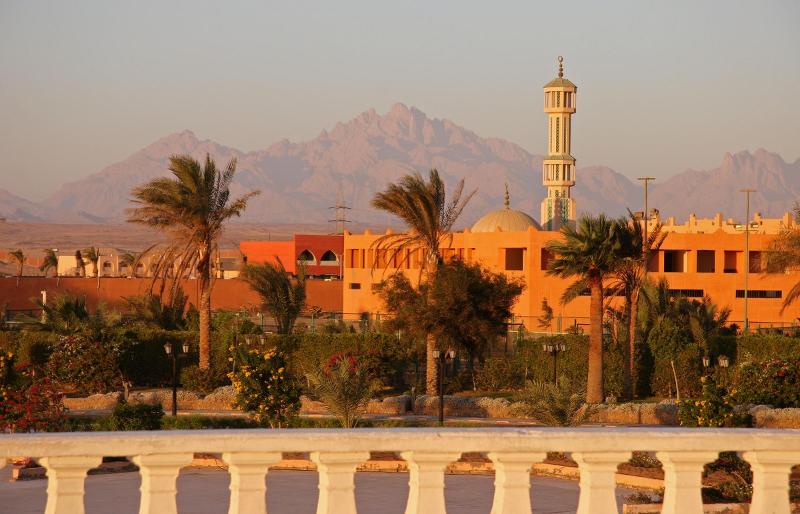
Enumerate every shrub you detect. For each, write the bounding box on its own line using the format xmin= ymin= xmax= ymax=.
xmin=46 ymin=335 xmax=125 ymax=394
xmin=474 ymin=355 xmax=527 ymax=391
xmin=0 ymin=352 xmax=66 ymax=433
xmin=106 ymin=402 xmax=164 ymax=431
xmin=678 ymin=376 xmax=751 ymax=427
xmin=305 ymin=352 xmax=381 ymax=428
xmin=515 ymin=376 xmax=593 ymax=426
xmin=180 ymin=365 xmax=225 ymax=395
xmin=161 ymin=415 xmax=257 ymax=430
xmin=650 ymin=346 xmax=703 ymax=399
xmin=229 ymin=347 xmax=300 ymax=427
xmin=733 ymin=357 xmax=800 ymax=407
xmin=735 ymin=334 xmax=800 ymax=362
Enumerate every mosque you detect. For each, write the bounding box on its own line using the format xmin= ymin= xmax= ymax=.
xmin=340 ymin=58 xmax=799 ymax=332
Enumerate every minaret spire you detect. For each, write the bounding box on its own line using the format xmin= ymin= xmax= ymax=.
xmin=504 ymin=183 xmax=510 ymax=209
xmin=540 ymin=57 xmax=577 ymax=231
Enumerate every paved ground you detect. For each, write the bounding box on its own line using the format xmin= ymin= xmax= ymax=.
xmin=0 ymin=465 xmax=636 ymax=514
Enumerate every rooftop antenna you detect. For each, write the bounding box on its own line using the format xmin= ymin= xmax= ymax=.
xmin=328 ymin=185 xmax=351 ymax=235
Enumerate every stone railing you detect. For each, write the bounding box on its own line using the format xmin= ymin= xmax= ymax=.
xmin=1 ymin=427 xmax=798 ymax=514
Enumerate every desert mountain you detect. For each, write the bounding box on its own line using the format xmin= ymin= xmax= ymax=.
xmin=3 ymin=104 xmax=799 ymax=226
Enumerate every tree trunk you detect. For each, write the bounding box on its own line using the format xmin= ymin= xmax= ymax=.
xmin=425 ymin=333 xmax=438 ymax=395
xmin=198 ymin=251 xmax=212 ymax=370
xmin=628 ymin=288 xmax=640 ymax=399
xmin=586 ymin=277 xmax=604 ymax=403
xmin=622 ymin=294 xmax=633 ymax=400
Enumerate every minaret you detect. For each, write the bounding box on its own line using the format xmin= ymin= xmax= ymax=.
xmin=540 ymin=56 xmax=577 ymax=231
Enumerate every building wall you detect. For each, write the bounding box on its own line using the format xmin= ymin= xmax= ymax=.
xmin=241 ymin=234 xmax=343 ymax=277
xmin=1 ymin=277 xmax=342 ymax=315
xmin=343 ymin=225 xmax=798 ymax=330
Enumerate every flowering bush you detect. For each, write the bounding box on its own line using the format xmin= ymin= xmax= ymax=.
xmin=305 ymin=351 xmax=381 ymax=428
xmin=228 ymin=347 xmax=300 ymax=427
xmin=732 ymin=357 xmax=800 ymax=408
xmin=0 ymin=352 xmax=66 ymax=432
xmin=678 ymin=375 xmax=750 ymax=427
xmin=46 ymin=335 xmax=125 ymax=394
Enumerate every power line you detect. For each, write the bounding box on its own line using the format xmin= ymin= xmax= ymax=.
xmin=328 ymin=186 xmax=351 ymax=234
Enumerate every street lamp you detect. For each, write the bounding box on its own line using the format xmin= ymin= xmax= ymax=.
xmin=542 ymin=342 xmax=567 ymax=384
xmin=727 ymin=189 xmax=758 ymax=333
xmin=432 ymin=348 xmax=456 ymax=426
xmin=164 ymin=341 xmax=190 ymax=416
xmin=637 ymin=177 xmax=656 ymax=278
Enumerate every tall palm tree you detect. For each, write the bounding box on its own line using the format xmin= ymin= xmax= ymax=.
xmin=371 ymin=169 xmax=475 ymax=394
xmin=765 ymin=206 xmax=800 ymax=313
xmin=241 ymin=259 xmax=306 ymax=334
xmin=546 ymin=214 xmax=634 ymax=403
xmin=74 ymin=250 xmax=86 ymax=277
xmin=608 ymin=216 xmax=666 ymax=399
xmin=9 ymin=249 xmax=25 ymax=286
xmin=120 ymin=252 xmax=139 ymax=278
xmin=687 ymin=297 xmax=731 ymax=355
xmin=83 ymin=246 xmax=100 ymax=277
xmin=39 ymin=249 xmax=58 ymax=278
xmin=127 ymin=154 xmax=259 ymax=369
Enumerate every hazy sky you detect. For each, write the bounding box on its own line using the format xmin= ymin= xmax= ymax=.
xmin=1 ymin=0 xmax=798 ymax=201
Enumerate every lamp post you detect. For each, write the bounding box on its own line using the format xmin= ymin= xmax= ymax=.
xmin=728 ymin=189 xmax=759 ymax=334
xmin=432 ymin=349 xmax=456 ymax=426
xmin=164 ymin=341 xmax=190 ymax=416
xmin=701 ymin=353 xmax=730 ymax=387
xmin=542 ymin=342 xmax=566 ymax=384
xmin=637 ymin=177 xmax=655 ymax=277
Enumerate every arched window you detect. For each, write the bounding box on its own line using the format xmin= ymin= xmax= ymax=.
xmin=320 ymin=250 xmax=338 ymax=265
xmin=297 ymin=250 xmax=316 ymax=265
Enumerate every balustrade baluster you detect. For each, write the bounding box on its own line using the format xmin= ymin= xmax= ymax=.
xmin=401 ymin=451 xmax=461 ymax=514
xmin=742 ymin=450 xmax=798 ymax=514
xmin=132 ymin=453 xmax=194 ymax=514
xmin=222 ymin=451 xmax=282 ymax=514
xmin=40 ymin=455 xmax=102 ymax=514
xmin=488 ymin=451 xmax=546 ymax=514
xmin=310 ymin=451 xmax=369 ymax=514
xmin=656 ymin=450 xmax=717 ymax=514
xmin=572 ymin=451 xmax=630 ymax=514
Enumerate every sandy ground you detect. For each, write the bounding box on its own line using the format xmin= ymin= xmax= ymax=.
xmin=0 ymin=465 xmax=635 ymax=514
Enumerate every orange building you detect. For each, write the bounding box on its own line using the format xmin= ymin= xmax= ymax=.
xmin=241 ymin=234 xmax=343 ymax=278
xmin=342 ymin=59 xmax=799 ymax=332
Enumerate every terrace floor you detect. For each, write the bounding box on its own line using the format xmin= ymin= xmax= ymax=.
xmin=0 ymin=465 xmax=634 ymax=514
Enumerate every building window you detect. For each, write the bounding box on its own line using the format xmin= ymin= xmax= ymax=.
xmin=540 ymin=249 xmax=553 ymax=271
xmin=668 ymin=289 xmax=704 ymax=298
xmin=696 ymin=250 xmax=715 ymax=273
xmin=724 ymin=250 xmax=739 ymax=273
xmin=298 ymin=249 xmax=316 ymax=265
xmin=348 ymin=283 xmax=361 ymax=290
xmin=736 ymin=290 xmax=781 ymax=299
xmin=320 ymin=250 xmax=338 ymax=265
xmin=555 ymin=118 xmax=560 ymax=152
xmin=504 ymin=248 xmax=525 ymax=271
xmin=663 ymin=250 xmax=686 ymax=272
xmin=557 ymin=91 xmax=561 ymax=107
xmin=749 ymin=251 xmax=762 ymax=273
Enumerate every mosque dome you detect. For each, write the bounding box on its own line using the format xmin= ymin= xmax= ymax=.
xmin=471 ymin=186 xmax=541 ymax=233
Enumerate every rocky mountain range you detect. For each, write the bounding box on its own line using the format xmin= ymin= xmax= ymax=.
xmin=1 ymin=103 xmax=798 ymax=227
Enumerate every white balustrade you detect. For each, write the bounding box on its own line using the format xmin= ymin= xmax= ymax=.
xmin=1 ymin=428 xmax=798 ymax=514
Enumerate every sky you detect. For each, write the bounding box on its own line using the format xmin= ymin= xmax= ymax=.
xmin=1 ymin=0 xmax=798 ymax=201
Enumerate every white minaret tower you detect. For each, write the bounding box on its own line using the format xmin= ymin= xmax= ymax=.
xmin=540 ymin=56 xmax=577 ymax=231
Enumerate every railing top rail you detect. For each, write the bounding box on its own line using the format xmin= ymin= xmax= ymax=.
xmin=2 ymin=427 xmax=800 ymax=458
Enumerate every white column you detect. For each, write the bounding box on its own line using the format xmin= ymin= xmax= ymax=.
xmin=40 ymin=455 xmax=102 ymax=514
xmin=222 ymin=452 xmax=282 ymax=514
xmin=488 ymin=452 xmax=546 ymax=514
xmin=742 ymin=451 xmax=798 ymax=514
xmin=656 ymin=451 xmax=717 ymax=514
xmin=310 ymin=451 xmax=369 ymax=514
xmin=572 ymin=451 xmax=630 ymax=514
xmin=132 ymin=453 xmax=194 ymax=514
xmin=401 ymin=451 xmax=461 ymax=514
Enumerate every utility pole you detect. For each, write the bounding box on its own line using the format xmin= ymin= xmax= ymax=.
xmin=637 ymin=177 xmax=655 ymax=276
xmin=328 ymin=186 xmax=351 ymax=235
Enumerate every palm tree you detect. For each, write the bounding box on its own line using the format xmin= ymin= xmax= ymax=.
xmin=119 ymin=252 xmax=138 ymax=278
xmin=546 ymin=214 xmax=634 ymax=403
xmin=371 ymin=169 xmax=475 ymax=394
xmin=127 ymin=154 xmax=259 ymax=369
xmin=39 ymin=249 xmax=58 ymax=278
xmin=688 ymin=297 xmax=731 ymax=356
xmin=241 ymin=259 xmax=306 ymax=334
xmin=608 ymin=216 xmax=666 ymax=399
xmin=9 ymin=249 xmax=25 ymax=286
xmin=83 ymin=246 xmax=100 ymax=277
xmin=74 ymin=250 xmax=86 ymax=277
xmin=765 ymin=206 xmax=800 ymax=313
